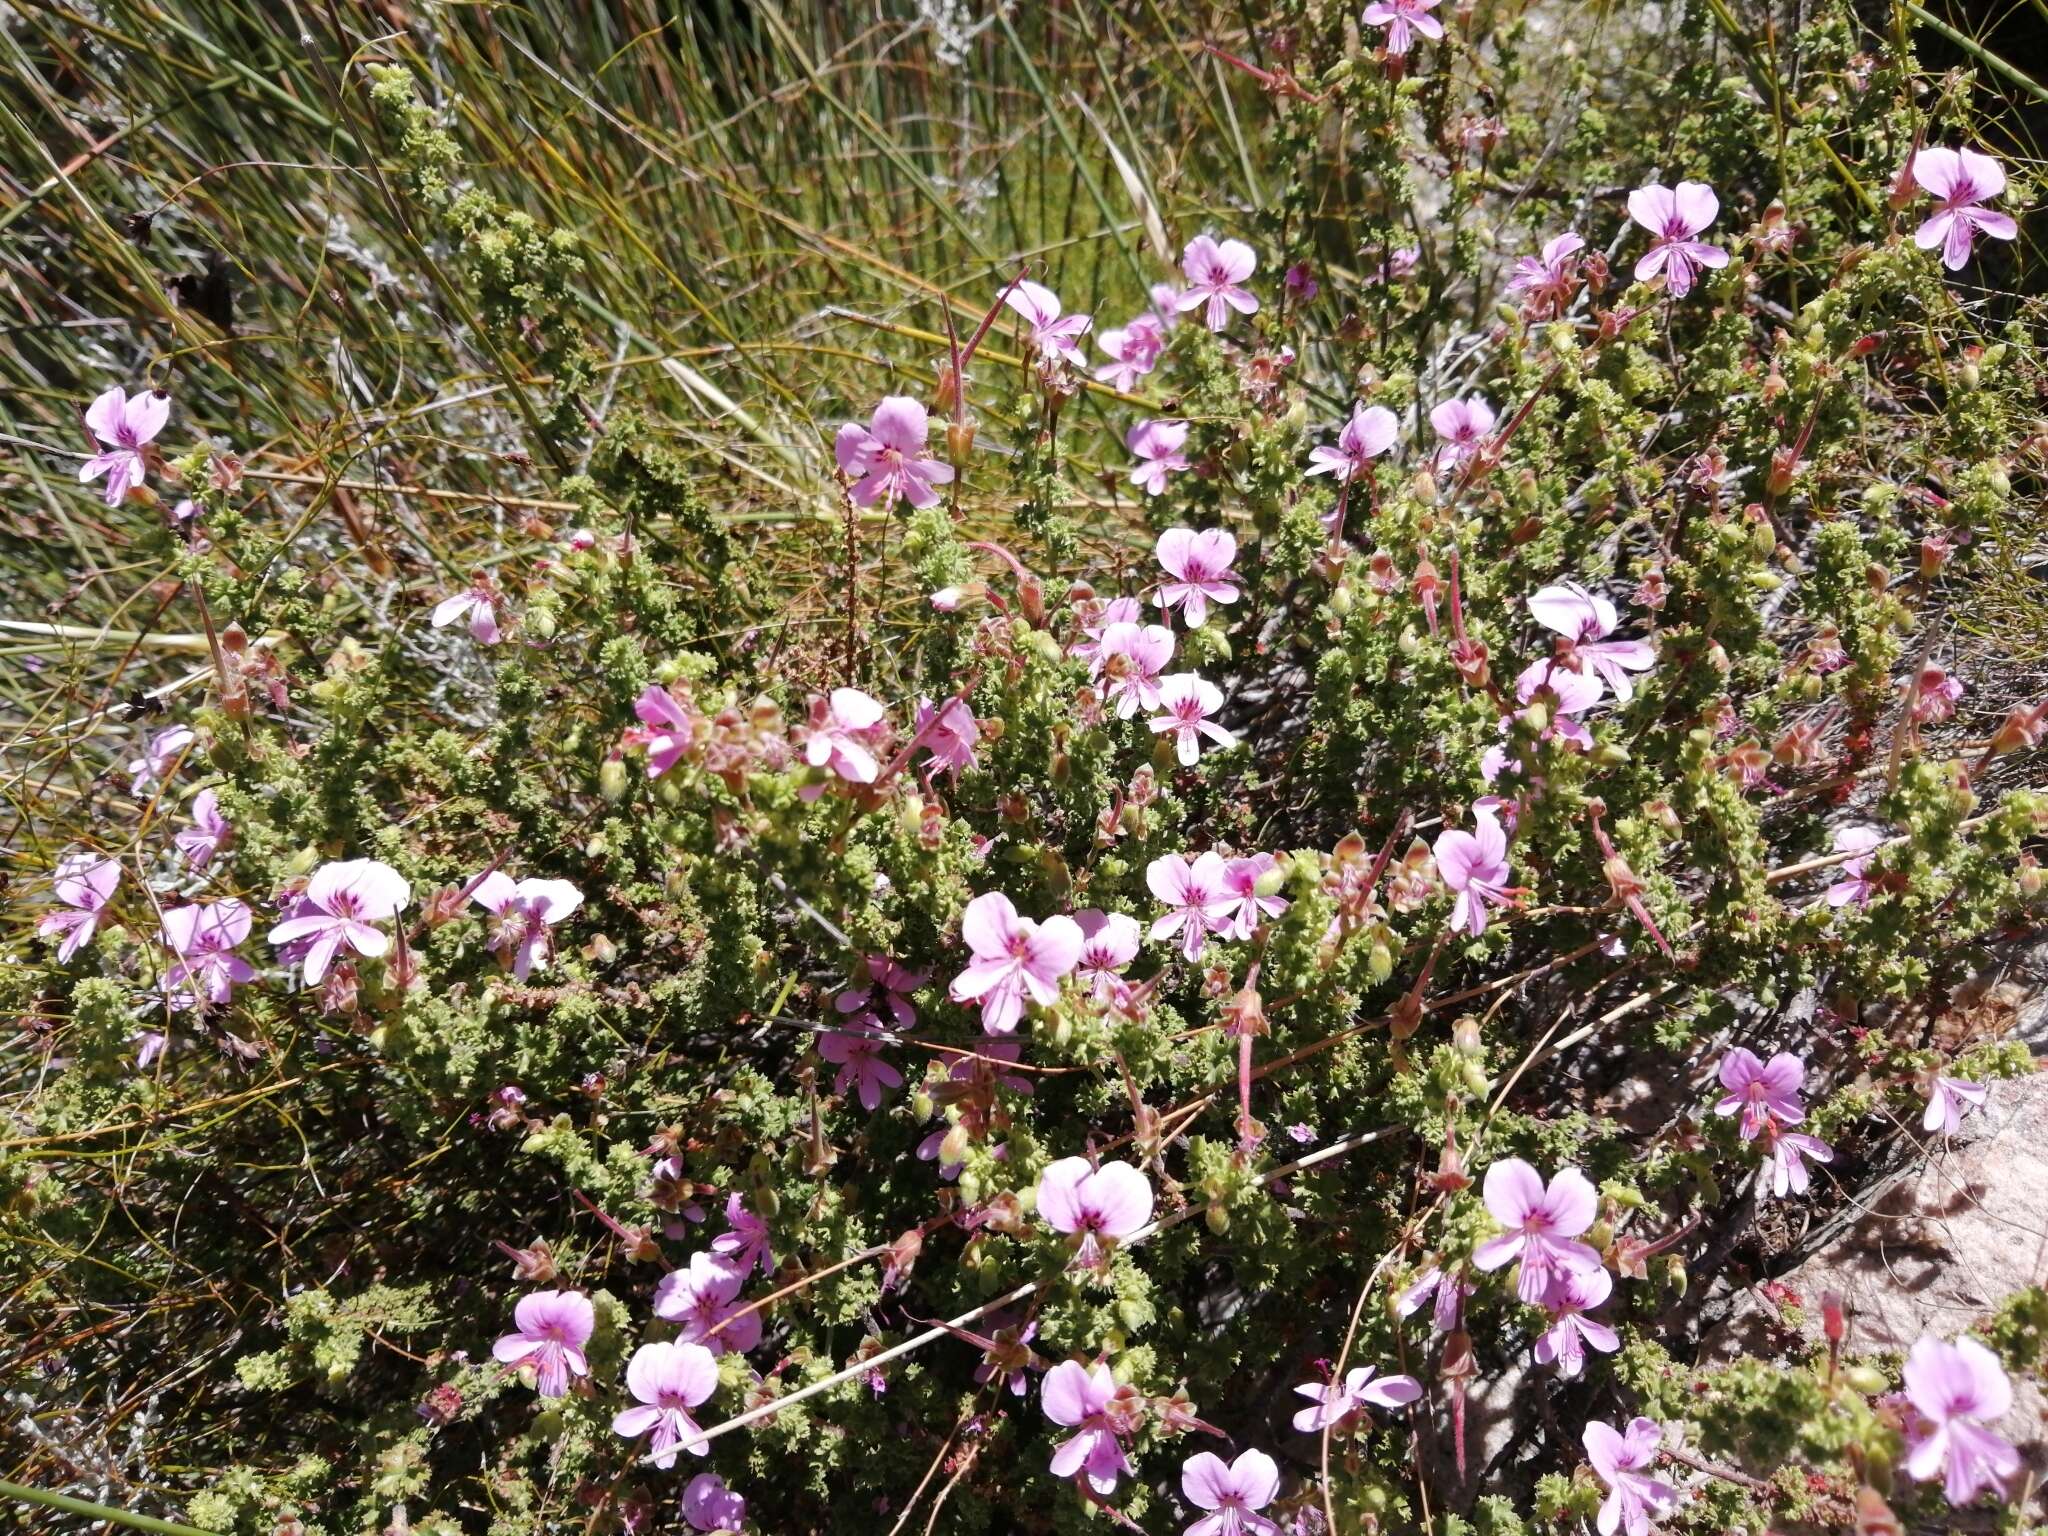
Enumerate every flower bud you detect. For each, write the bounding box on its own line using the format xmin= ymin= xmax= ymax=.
xmin=1843 ymin=1364 xmax=1888 ymax=1396
xmin=945 ymin=416 xmax=978 ymax=464
xmin=939 ymin=1123 xmax=972 ymax=1168
xmin=1452 ymin=1015 xmax=1483 ymax=1057
xmin=1204 ymin=1202 xmax=1230 ymax=1234
xmin=526 ymin=606 xmax=557 ymax=641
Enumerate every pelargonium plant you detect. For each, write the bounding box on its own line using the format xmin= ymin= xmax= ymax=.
xmin=3 ymin=4 xmax=2045 ymax=1536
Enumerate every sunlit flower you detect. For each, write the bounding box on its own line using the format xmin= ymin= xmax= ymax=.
xmin=1038 ymin=1156 xmax=1153 ymax=1266
xmin=470 ymin=872 xmax=584 ymax=980
xmin=835 ymin=397 xmax=955 ymax=509
xmin=1506 ymin=232 xmax=1585 ymax=315
xmin=79 ymin=385 xmax=170 ymax=506
xmin=1147 ymin=851 xmax=1235 ymax=962
xmin=1005 ymin=279 xmax=1093 ymax=367
xmin=1533 ymin=1264 xmax=1619 ymax=1379
xmin=820 ymin=1027 xmax=902 ymax=1110
xmin=492 ymin=1290 xmax=594 ymax=1398
xmin=1433 ymin=810 xmax=1515 ymax=937
xmin=1713 ymin=1048 xmax=1806 ymax=1141
xmin=1825 ymin=825 xmax=1886 ymax=908
xmin=1430 ymin=395 xmax=1495 ymax=474
xmin=1362 ymin=0 xmax=1443 ymax=56
xmin=613 ymin=1340 xmax=718 ymax=1466
xmin=1041 ymin=1360 xmax=1133 ymax=1493
xmin=1472 ymin=1158 xmax=1602 ymax=1303
xmin=1128 ymin=419 xmax=1192 ymax=497
xmin=39 ymin=852 xmax=120 ymax=963
xmin=1073 ymin=909 xmax=1142 ymax=1002
xmin=1177 ymin=236 xmax=1259 ymax=331
xmin=1306 ymin=404 xmax=1398 ymax=485
xmin=653 ymin=1251 xmax=762 ymax=1353
xmin=683 ymin=1473 xmax=747 ymax=1533
xmin=1923 ymin=1074 xmax=1988 ymax=1137
xmin=1155 ymin=528 xmax=1240 ymax=627
xmin=1180 ymin=1448 xmax=1280 ymax=1536
xmin=161 ymin=899 xmax=256 ymax=1009
xmin=949 ymin=891 xmax=1083 ymax=1035
xmin=267 ymin=859 xmax=411 ymax=985
xmin=175 ymin=788 xmax=230 ymax=869
xmin=1526 ymin=581 xmax=1656 ymax=703
xmin=1095 ymin=620 xmax=1176 ymax=718
xmin=1757 ymin=1123 xmax=1833 ymax=1200
xmin=1096 ymin=315 xmax=1165 ymax=392
xmin=1900 ymin=1333 xmax=2022 ymax=1504
xmin=1628 ymin=181 xmax=1728 ymax=297
xmin=1219 ymin=853 xmax=1288 ymax=940
xmin=1150 ymin=674 xmax=1234 ymax=766
xmin=432 ymin=583 xmax=500 ymax=645
xmin=1583 ymin=1416 xmax=1678 ymax=1536
xmin=801 ymin=687 xmax=889 ymax=787
xmin=1290 ymin=1363 xmax=1421 ymax=1432
xmin=1912 ymin=148 xmax=2017 ymax=271
xmin=129 ymin=724 xmax=195 ymax=795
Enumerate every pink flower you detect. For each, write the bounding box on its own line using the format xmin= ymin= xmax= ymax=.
xmin=834 ymin=397 xmax=955 ymax=510
xmin=710 ymin=1192 xmax=775 ymax=1280
xmin=1150 ymin=674 xmax=1235 ymax=766
xmin=802 ymin=687 xmax=888 ymax=786
xmin=1073 ymin=910 xmax=1142 ymax=1002
xmin=1005 ymin=279 xmax=1093 ymax=367
xmin=1177 ymin=236 xmax=1259 ymax=331
xmin=175 ymin=788 xmax=230 ymax=869
xmin=1433 ymin=810 xmax=1514 ymax=937
xmin=1909 ymin=663 xmax=1964 ymax=724
xmin=1128 ymin=419 xmax=1192 ymax=497
xmin=1583 ymin=1417 xmax=1678 ymax=1536
xmin=1533 ymin=1263 xmax=1619 ymax=1379
xmin=1289 ymin=1364 xmax=1421 ymax=1432
xmin=653 ymin=1251 xmax=762 ymax=1353
xmin=1220 ymin=854 xmax=1288 ymax=940
xmin=1901 ymin=1333 xmax=2022 ymax=1505
xmin=267 ymin=858 xmax=411 ymax=985
xmin=1361 ymin=0 xmax=1443 ymax=55
xmin=160 ymin=899 xmax=256 ymax=1010
xmin=1397 ymin=1265 xmax=1471 ymax=1334
xmin=683 ymin=1473 xmax=747 ymax=1532
xmin=915 ymin=695 xmax=980 ymax=779
xmin=1506 ymin=233 xmax=1584 ymax=314
xmin=1155 ymin=528 xmax=1240 ymax=628
xmin=820 ymin=1027 xmax=902 ymax=1110
xmin=1924 ymin=1075 xmax=1988 ymax=1137
xmin=1180 ymin=1448 xmax=1280 ymax=1536
xmin=1628 ymin=181 xmax=1728 ymax=297
xmin=1825 ymin=826 xmax=1886 ymax=908
xmin=1038 ymin=1156 xmax=1153 ymax=1266
xmin=1430 ymin=395 xmax=1496 ymax=475
xmin=626 ymin=684 xmax=695 ymax=778
xmin=78 ymin=385 xmax=170 ymax=506
xmin=1306 ymin=404 xmax=1399 ymax=484
xmin=39 ymin=853 xmax=120 ymax=962
xmin=834 ymin=954 xmax=925 ymax=1032
xmin=1071 ymin=594 xmax=1146 ymax=671
xmin=1713 ymin=1048 xmax=1806 ymax=1141
xmin=1527 ymin=581 xmax=1656 ymax=703
xmin=948 ymin=891 xmax=1083 ymax=1035
xmin=1757 ymin=1125 xmax=1833 ymax=1200
xmin=1041 ymin=1360 xmax=1133 ymax=1493
xmin=492 ymin=1289 xmax=595 ymax=1398
xmin=1095 ymin=620 xmax=1177 ymax=718
xmin=1912 ymin=148 xmax=2017 ymax=271
xmin=471 ymin=872 xmax=584 ymax=980
xmin=1096 ymin=315 xmax=1165 ymax=392
xmin=1472 ymin=1158 xmax=1602 ymax=1304
xmin=1283 ymin=262 xmax=1319 ymax=301
xmin=612 ymin=1340 xmax=718 ymax=1466
xmin=1150 ymin=282 xmax=1184 ymax=326
xmin=129 ymin=724 xmax=195 ymax=795
xmin=1147 ymin=851 xmax=1236 ymax=961
xmin=432 ymin=585 xmax=500 ymax=645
